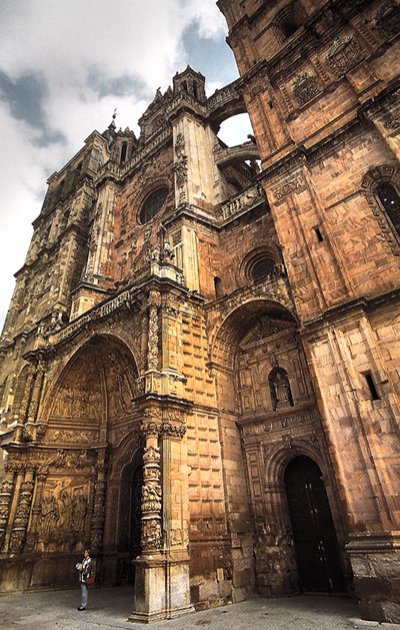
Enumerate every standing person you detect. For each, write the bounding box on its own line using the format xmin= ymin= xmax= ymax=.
xmin=76 ymin=548 xmax=92 ymax=611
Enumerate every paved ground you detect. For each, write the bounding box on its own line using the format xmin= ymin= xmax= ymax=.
xmin=0 ymin=586 xmax=399 ymax=630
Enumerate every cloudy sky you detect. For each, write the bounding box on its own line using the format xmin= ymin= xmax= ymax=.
xmin=0 ymin=0 xmax=252 ymax=331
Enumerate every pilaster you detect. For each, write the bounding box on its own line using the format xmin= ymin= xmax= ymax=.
xmin=130 ymin=408 xmax=193 ymax=622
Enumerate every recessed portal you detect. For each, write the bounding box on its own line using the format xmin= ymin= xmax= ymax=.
xmin=117 ymin=461 xmax=143 ymax=584
xmin=285 ymin=456 xmax=345 ymax=593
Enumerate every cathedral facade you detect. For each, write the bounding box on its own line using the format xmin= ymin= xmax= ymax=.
xmin=0 ymin=0 xmax=399 ymax=624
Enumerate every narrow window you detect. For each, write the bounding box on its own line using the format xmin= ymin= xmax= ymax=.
xmin=375 ymin=182 xmax=400 ymax=236
xmin=314 ymin=226 xmax=324 ymax=242
xmin=363 ymin=372 xmax=380 ymax=401
xmin=214 ymin=277 xmax=223 ymax=299
xmin=120 ymin=142 xmax=128 ymax=164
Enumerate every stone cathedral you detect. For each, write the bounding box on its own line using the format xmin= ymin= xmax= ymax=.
xmin=0 ymin=0 xmax=399 ymax=624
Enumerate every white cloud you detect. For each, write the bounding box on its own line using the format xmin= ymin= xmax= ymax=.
xmin=0 ymin=0 xmax=237 ymax=332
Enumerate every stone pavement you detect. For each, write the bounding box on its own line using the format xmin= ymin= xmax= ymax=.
xmin=0 ymin=586 xmax=400 ymax=630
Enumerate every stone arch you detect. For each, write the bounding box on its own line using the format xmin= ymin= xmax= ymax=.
xmin=361 ymin=163 xmax=400 ymax=254
xmin=207 ymin=79 xmax=247 ymax=130
xmin=210 ymin=298 xmax=297 ymax=369
xmin=265 ymin=439 xmax=326 ymax=485
xmin=41 ymin=334 xmax=140 ymax=442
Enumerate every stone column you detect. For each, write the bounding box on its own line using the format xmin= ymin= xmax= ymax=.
xmin=130 ymin=412 xmax=193 ymax=622
xmin=130 ymin=419 xmax=163 ymax=622
xmin=90 ymin=458 xmax=108 ymax=553
xmin=9 ymin=470 xmax=35 ymax=554
xmin=0 ymin=472 xmax=15 ymax=550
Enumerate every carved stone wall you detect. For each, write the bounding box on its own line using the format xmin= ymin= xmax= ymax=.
xmin=0 ymin=4 xmax=399 ymax=622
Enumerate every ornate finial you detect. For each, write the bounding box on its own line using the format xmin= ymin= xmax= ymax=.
xmin=109 ymin=108 xmax=117 ymax=130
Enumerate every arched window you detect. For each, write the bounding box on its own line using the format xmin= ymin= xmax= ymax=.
xmin=268 ymin=366 xmax=293 ymax=410
xmin=375 ymin=181 xmax=400 ymax=236
xmin=214 ymin=277 xmax=224 ymax=299
xmin=120 ymin=142 xmax=128 ymax=165
xmin=139 ymin=187 xmax=169 ymax=224
xmin=273 ymin=2 xmax=305 ymax=42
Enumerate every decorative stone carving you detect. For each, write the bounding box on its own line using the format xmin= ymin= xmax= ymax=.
xmin=141 ymin=442 xmax=162 ymax=552
xmin=272 ymin=175 xmax=306 ymax=202
xmin=47 ymin=449 xmax=93 ymax=470
xmin=292 ymin=73 xmax=322 ymax=106
xmin=175 ymin=132 xmax=185 ymax=158
xmin=0 ymin=478 xmax=13 ymax=549
xmin=9 ymin=478 xmax=34 ymax=553
xmin=36 ymin=482 xmax=89 ymax=551
xmin=173 ymin=132 xmax=188 ymax=202
xmin=160 ymin=422 xmax=187 ymax=438
xmin=220 ymin=184 xmax=264 ymax=221
xmin=325 ymin=35 xmax=364 ymax=77
xmin=173 ymin=156 xmax=188 ymax=189
xmin=90 ymin=473 xmax=107 ymax=551
xmin=147 ymin=290 xmax=161 ymax=371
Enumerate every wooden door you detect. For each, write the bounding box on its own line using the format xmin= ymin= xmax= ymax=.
xmin=285 ymin=456 xmax=345 ymax=593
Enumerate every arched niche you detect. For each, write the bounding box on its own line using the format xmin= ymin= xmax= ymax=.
xmin=45 ymin=334 xmax=140 ymax=446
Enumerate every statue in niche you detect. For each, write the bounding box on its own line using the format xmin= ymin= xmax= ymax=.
xmin=269 ymin=367 xmax=294 ymax=411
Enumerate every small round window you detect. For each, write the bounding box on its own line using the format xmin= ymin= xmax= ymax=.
xmin=250 ymin=256 xmax=275 ymax=283
xmin=139 ymin=187 xmax=169 ymax=224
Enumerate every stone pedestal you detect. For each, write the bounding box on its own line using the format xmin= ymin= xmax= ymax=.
xmin=347 ymin=531 xmax=400 ymax=624
xmin=129 ymin=553 xmax=194 ymax=623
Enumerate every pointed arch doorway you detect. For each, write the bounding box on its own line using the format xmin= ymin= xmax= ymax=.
xmin=285 ymin=456 xmax=345 ymax=593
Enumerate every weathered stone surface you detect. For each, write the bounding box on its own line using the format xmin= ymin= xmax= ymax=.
xmin=0 ymin=1 xmax=399 ymax=625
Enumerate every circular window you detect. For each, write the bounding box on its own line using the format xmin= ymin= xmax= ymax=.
xmin=139 ymin=187 xmax=169 ymax=224
xmin=250 ymin=256 xmax=275 ymax=283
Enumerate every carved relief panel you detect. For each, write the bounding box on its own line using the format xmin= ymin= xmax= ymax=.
xmin=35 ymin=477 xmax=91 ymax=553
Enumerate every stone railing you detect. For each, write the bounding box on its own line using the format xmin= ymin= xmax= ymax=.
xmin=50 ymin=286 xmax=139 ymax=346
xmin=207 ymin=78 xmax=242 ymax=114
xmin=218 ymin=184 xmax=266 ymax=223
xmin=214 ymin=141 xmax=260 ymax=167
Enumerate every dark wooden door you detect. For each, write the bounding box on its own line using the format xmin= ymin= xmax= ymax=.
xmin=118 ymin=463 xmax=143 ymax=583
xmin=285 ymin=456 xmax=345 ymax=593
